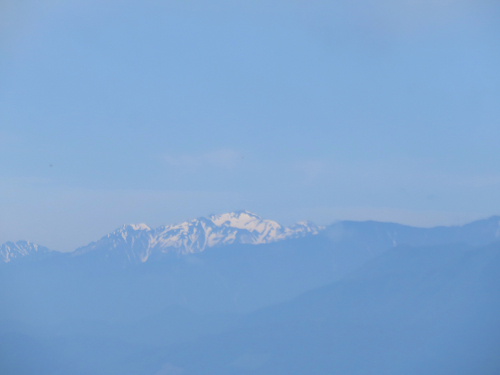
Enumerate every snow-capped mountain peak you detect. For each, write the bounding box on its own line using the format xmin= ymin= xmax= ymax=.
xmin=0 ymin=241 xmax=51 ymax=263
xmin=112 ymin=223 xmax=152 ymax=235
xmin=73 ymin=211 xmax=324 ymax=263
xmin=209 ymin=210 xmax=268 ymax=231
xmin=127 ymin=223 xmax=151 ymax=231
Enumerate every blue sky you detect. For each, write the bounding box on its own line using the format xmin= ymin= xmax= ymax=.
xmin=1 ymin=0 xmax=500 ymax=251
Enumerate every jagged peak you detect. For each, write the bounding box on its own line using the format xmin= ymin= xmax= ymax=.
xmin=112 ymin=223 xmax=152 ymax=233
xmin=128 ymin=223 xmax=151 ymax=231
xmin=1 ymin=240 xmax=41 ymax=249
xmin=1 ymin=240 xmax=50 ymax=263
xmin=69 ymin=211 xmax=325 ymax=263
xmin=209 ymin=211 xmax=268 ymax=230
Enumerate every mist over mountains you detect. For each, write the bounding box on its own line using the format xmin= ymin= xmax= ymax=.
xmin=1 ymin=213 xmax=499 ymax=374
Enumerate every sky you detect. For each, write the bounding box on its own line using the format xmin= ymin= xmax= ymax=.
xmin=1 ymin=0 xmax=500 ymax=251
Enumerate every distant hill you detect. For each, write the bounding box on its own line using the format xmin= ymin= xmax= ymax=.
xmin=2 ymin=241 xmax=499 ymax=374
xmin=157 ymin=242 xmax=500 ymax=375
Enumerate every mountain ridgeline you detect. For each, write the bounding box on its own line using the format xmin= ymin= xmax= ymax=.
xmin=3 ymin=211 xmax=500 ymax=265
xmin=1 ymin=211 xmax=323 ymax=264
xmin=0 ymin=241 xmax=51 ymax=263
xmin=1 ymin=213 xmax=500 ymax=375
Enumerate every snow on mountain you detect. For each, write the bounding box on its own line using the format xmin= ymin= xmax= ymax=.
xmin=0 ymin=241 xmax=51 ymax=263
xmin=73 ymin=211 xmax=324 ymax=263
xmin=72 ymin=224 xmax=154 ymax=263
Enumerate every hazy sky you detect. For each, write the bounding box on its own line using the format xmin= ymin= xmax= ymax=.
xmin=1 ymin=0 xmax=500 ymax=251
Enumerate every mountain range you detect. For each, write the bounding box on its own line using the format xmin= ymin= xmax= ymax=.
xmin=1 ymin=213 xmax=500 ymax=374
xmin=3 ymin=211 xmax=500 ymax=265
xmin=1 ymin=211 xmax=322 ymax=264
